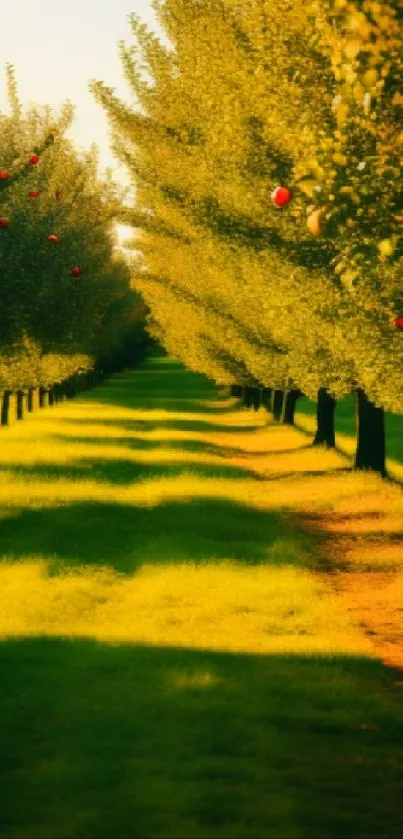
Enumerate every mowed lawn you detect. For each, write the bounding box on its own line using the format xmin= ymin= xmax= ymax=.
xmin=1 ymin=358 xmax=403 ymax=839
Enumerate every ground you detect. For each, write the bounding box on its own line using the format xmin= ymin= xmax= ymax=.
xmin=0 ymin=357 xmax=403 ymax=838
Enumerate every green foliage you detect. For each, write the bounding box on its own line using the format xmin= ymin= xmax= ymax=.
xmin=90 ymin=0 xmax=402 ymax=413
xmin=0 ymin=67 xmax=150 ymax=386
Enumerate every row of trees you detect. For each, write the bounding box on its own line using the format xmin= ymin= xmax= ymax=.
xmin=90 ymin=0 xmax=402 ymax=477
xmin=0 ymin=65 xmax=152 ymax=423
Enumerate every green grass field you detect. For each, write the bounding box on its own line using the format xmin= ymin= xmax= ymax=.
xmin=1 ymin=357 xmax=403 ymax=838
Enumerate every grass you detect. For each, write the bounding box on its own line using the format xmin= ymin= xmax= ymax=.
xmin=0 ymin=356 xmax=403 ymax=838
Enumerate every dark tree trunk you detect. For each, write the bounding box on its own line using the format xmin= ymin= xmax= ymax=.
xmin=272 ymin=390 xmax=284 ymax=421
xmin=67 ymin=377 xmax=78 ymax=398
xmin=313 ymin=388 xmax=336 ymax=448
xmin=1 ymin=391 xmax=11 ymax=426
xmin=355 ymin=388 xmax=386 ymax=477
xmin=261 ymin=387 xmax=272 ymax=410
xmin=27 ymin=389 xmax=34 ymax=412
xmin=16 ymin=390 xmax=24 ymax=420
xmin=243 ymin=386 xmax=254 ymax=409
xmin=253 ymin=388 xmax=261 ymax=412
xmin=48 ymin=388 xmax=55 ymax=406
xmin=282 ymin=389 xmax=303 ymax=425
xmin=39 ymin=387 xmax=49 ymax=408
xmin=231 ymin=385 xmax=243 ymax=398
xmin=56 ymin=383 xmax=65 ymax=402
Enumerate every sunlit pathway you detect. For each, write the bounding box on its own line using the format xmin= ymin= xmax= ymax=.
xmin=1 ymin=357 xmax=403 ymax=839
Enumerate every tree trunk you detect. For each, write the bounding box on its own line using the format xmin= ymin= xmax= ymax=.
xmin=16 ymin=390 xmax=24 ymax=420
xmin=55 ymin=383 xmax=65 ymax=403
xmin=1 ymin=391 xmax=18 ymax=425
xmin=261 ymin=387 xmax=272 ymax=410
xmin=313 ymin=388 xmax=336 ymax=448
xmin=39 ymin=387 xmax=49 ymax=408
xmin=272 ymin=390 xmax=284 ymax=422
xmin=48 ymin=388 xmax=55 ymax=406
xmin=282 ymin=389 xmax=302 ymax=425
xmin=28 ymin=388 xmax=40 ymax=412
xmin=231 ymin=384 xmax=243 ymax=398
xmin=355 ymin=388 xmax=386 ymax=477
xmin=253 ymin=388 xmax=261 ymax=412
xmin=1 ymin=391 xmax=11 ymax=426
xmin=243 ymin=386 xmax=253 ymax=409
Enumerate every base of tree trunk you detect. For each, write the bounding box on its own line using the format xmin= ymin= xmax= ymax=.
xmin=354 ymin=388 xmax=386 ymax=476
xmin=282 ymin=389 xmax=303 ymax=425
xmin=16 ymin=391 xmax=24 ymax=420
xmin=253 ymin=388 xmax=261 ymax=411
xmin=1 ymin=391 xmax=18 ymax=425
xmin=39 ymin=388 xmax=49 ymax=408
xmin=272 ymin=390 xmax=284 ymax=422
xmin=312 ymin=388 xmax=336 ymax=448
xmin=243 ymin=386 xmax=254 ymax=409
xmin=261 ymin=387 xmax=272 ymax=410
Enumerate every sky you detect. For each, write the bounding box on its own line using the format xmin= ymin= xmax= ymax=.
xmin=0 ymin=0 xmax=165 ymax=245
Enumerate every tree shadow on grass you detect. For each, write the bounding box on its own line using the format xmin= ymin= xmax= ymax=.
xmin=1 ymin=455 xmax=257 ymax=486
xmin=84 ymin=394 xmax=238 ymax=415
xmin=1 ymin=638 xmax=403 ymax=839
xmin=59 ymin=417 xmax=263 ymax=434
xmin=0 ymin=498 xmax=315 ymax=575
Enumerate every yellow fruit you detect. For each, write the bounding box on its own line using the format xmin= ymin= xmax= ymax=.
xmin=307 ymin=208 xmax=325 ymax=237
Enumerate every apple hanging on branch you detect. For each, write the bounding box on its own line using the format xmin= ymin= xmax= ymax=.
xmin=0 ymin=170 xmax=9 ymax=181
xmin=271 ymin=185 xmax=293 ymax=207
xmin=29 ymin=154 xmax=40 ymax=165
xmin=47 ymin=233 xmax=60 ymax=243
xmin=70 ymin=266 xmax=82 ymax=277
xmin=0 ymin=217 xmax=9 ymax=228
xmin=28 ymin=191 xmax=40 ymax=199
xmin=395 ymin=316 xmax=403 ymax=331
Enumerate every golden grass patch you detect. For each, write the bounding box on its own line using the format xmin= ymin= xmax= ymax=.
xmin=0 ymin=559 xmax=374 ymax=657
xmin=1 ymin=383 xmax=403 ymax=667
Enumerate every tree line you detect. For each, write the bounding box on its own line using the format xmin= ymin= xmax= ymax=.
xmin=0 ymin=66 xmax=152 ymax=424
xmin=90 ymin=0 xmax=402 ymax=477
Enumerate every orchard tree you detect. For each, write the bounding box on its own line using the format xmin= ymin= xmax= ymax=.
xmin=91 ymin=1 xmax=356 ymax=438
xmin=91 ymin=0 xmax=402 ymax=475
xmin=0 ymin=65 xmax=149 ymax=395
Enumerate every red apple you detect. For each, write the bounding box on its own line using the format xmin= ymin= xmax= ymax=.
xmin=0 ymin=169 xmax=9 ymax=180
xmin=0 ymin=217 xmax=9 ymax=228
xmin=29 ymin=154 xmax=40 ymax=165
xmin=271 ymin=185 xmax=293 ymax=207
xmin=395 ymin=316 xmax=403 ymax=330
xmin=48 ymin=233 xmax=60 ymax=243
xmin=70 ymin=266 xmax=82 ymax=277
xmin=29 ymin=191 xmax=40 ymax=198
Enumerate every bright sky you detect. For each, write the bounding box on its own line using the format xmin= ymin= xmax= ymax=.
xmin=0 ymin=0 xmax=165 ymax=245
